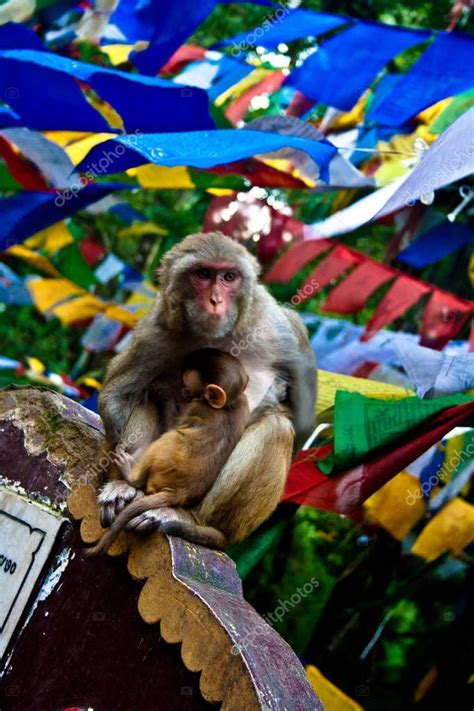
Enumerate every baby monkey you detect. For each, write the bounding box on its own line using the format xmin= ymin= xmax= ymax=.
xmin=87 ymin=348 xmax=249 ymax=555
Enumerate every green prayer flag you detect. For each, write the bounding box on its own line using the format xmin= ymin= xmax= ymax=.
xmin=319 ymin=391 xmax=474 ymax=474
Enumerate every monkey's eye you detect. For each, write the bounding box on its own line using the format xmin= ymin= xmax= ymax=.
xmin=223 ymin=271 xmax=238 ymax=282
xmin=195 ymin=268 xmax=212 ymax=280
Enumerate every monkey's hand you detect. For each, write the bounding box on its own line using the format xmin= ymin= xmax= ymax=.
xmin=98 ymin=481 xmax=139 ymax=527
xmin=124 ymin=507 xmax=181 ymax=534
xmin=112 ymin=448 xmax=135 ymax=482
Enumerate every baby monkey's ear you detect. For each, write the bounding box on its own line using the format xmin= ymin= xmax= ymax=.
xmin=204 ymin=384 xmax=227 ymax=409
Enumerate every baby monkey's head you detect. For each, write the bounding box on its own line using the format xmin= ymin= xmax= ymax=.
xmin=182 ymin=348 xmax=249 ymax=410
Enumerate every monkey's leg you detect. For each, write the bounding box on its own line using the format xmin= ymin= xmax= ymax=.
xmin=125 ymin=409 xmax=295 ymax=547
xmin=98 ymin=400 xmax=162 ymax=527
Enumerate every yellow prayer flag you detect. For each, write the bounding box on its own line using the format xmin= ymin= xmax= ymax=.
xmin=468 ymin=254 xmax=474 ymax=287
xmin=77 ymin=376 xmax=102 ymax=390
xmin=62 ymin=132 xmax=117 ymax=166
xmin=317 ymin=370 xmax=414 ymax=416
xmin=26 ymin=356 xmax=45 ymax=375
xmin=101 ymin=44 xmax=134 ymax=65
xmin=206 ymin=188 xmax=236 ymax=196
xmin=118 ymin=221 xmax=168 ymax=239
xmin=24 ymin=221 xmax=74 ymax=255
xmin=85 ymin=93 xmax=124 ymax=131
xmin=416 ymin=98 xmax=452 ymax=127
xmin=52 ymin=294 xmax=105 ymax=324
xmin=306 ymin=665 xmax=363 ymax=711
xmin=43 ymin=131 xmax=93 ymax=147
xmin=364 ymin=471 xmax=425 ymax=540
xmin=411 ymin=498 xmax=474 ymax=561
xmin=127 ymin=164 xmax=194 ymax=189
xmin=6 ymin=246 xmax=61 ymax=277
xmin=327 ymin=93 xmax=367 ymax=131
xmin=28 ymin=278 xmax=85 ymax=313
xmin=104 ymin=304 xmax=140 ymax=328
xmin=215 ymin=67 xmax=269 ymax=107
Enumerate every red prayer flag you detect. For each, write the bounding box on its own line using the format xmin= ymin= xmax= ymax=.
xmin=297 ymin=244 xmax=361 ymax=303
xmin=420 ymin=289 xmax=473 ymax=349
xmin=321 ymin=260 xmax=394 ymax=314
xmin=264 ymin=239 xmax=332 ymax=283
xmin=286 ymin=90 xmax=316 ymax=118
xmin=0 ymin=135 xmax=48 ymax=191
xmin=207 ymin=158 xmax=308 ymax=188
xmin=225 ymin=71 xmax=286 ymax=124
xmin=159 ymin=44 xmax=207 ymax=75
xmin=79 ymin=236 xmax=107 ymax=266
xmin=362 ymin=274 xmax=431 ymax=341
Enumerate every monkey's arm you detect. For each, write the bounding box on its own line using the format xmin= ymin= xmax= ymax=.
xmin=99 ymin=309 xmax=166 ymax=444
xmin=280 ymin=309 xmax=317 ymax=452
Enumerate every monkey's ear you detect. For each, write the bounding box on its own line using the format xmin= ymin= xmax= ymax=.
xmin=204 ymin=384 xmax=227 ymax=409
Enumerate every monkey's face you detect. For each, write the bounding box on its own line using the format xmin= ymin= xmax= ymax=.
xmin=186 ymin=263 xmax=242 ymax=337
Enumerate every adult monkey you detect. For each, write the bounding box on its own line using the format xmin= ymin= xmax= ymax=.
xmin=98 ymin=232 xmax=316 ymax=548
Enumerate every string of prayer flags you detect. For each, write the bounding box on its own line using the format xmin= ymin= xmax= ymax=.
xmin=321 ymin=261 xmax=394 ymax=314
xmin=74 ymin=129 xmax=338 ymax=184
xmin=283 ymin=397 xmax=474 ymax=515
xmin=305 ymin=109 xmax=474 ymax=236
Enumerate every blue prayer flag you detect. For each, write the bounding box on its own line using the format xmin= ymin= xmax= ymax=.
xmin=367 ymin=32 xmax=474 ymax=125
xmin=0 ymin=50 xmax=214 ymax=132
xmin=397 ymin=221 xmax=474 ymax=268
xmin=74 ymin=129 xmax=337 ymax=183
xmin=0 ymin=186 xmax=128 ymax=250
xmin=219 ymin=8 xmax=348 ymax=51
xmin=287 ymin=20 xmax=430 ymax=111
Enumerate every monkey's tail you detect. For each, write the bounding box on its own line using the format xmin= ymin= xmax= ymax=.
xmin=160 ymin=519 xmax=228 ymax=551
xmin=85 ymin=492 xmax=173 ymax=556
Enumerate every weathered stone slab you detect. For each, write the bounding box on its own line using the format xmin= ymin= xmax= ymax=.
xmin=0 ymin=388 xmax=322 ymax=710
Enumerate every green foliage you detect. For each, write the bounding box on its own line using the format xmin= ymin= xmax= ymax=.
xmin=0 ymin=305 xmax=82 ymax=373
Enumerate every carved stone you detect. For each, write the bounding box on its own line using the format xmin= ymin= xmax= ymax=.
xmin=0 ymin=387 xmax=321 ymax=710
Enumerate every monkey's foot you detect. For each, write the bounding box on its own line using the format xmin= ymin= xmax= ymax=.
xmin=125 ymin=507 xmax=184 ymax=534
xmin=112 ymin=448 xmax=135 ymax=480
xmin=98 ymin=480 xmax=139 ymax=527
